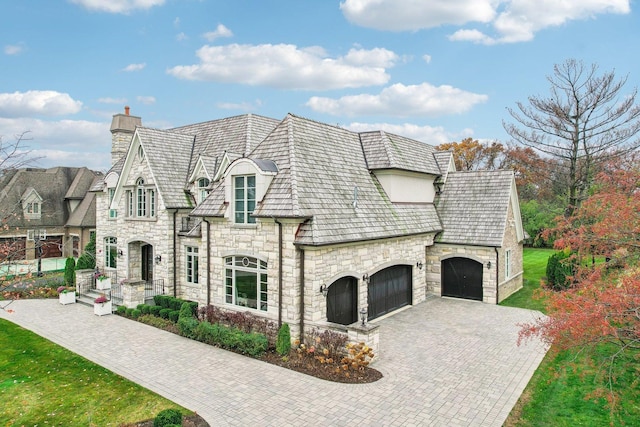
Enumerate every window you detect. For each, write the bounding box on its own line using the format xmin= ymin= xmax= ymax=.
xmin=196 ymin=178 xmax=210 ymax=205
xmin=105 ymin=237 xmax=118 ymax=269
xmin=505 ymin=249 xmax=512 ymax=278
xmin=27 ymin=230 xmax=34 ymax=241
xmin=234 ymin=175 xmax=256 ymax=224
xmin=125 ymin=178 xmax=156 ymax=219
xmin=24 ymin=201 xmax=41 ymax=219
xmin=186 ymin=246 xmax=199 ymax=284
xmin=225 ymin=255 xmax=267 ymax=311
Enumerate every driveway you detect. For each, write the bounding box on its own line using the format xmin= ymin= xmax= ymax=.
xmin=0 ymin=297 xmax=547 ymax=426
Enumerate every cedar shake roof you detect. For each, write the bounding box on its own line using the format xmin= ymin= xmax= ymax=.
xmin=360 ymin=130 xmax=441 ymax=175
xmin=435 ymin=170 xmax=516 ymax=247
xmin=192 ymin=114 xmax=443 ymax=246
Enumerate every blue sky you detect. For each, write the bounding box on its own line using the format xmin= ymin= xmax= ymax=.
xmin=1 ymin=0 xmax=638 ymax=171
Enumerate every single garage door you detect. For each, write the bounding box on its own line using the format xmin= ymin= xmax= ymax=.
xmin=326 ymin=276 xmax=358 ymax=325
xmin=442 ymin=257 xmax=483 ymax=301
xmin=367 ymin=265 xmax=412 ymax=320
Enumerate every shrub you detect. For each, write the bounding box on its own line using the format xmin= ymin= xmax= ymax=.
xmin=64 ymin=257 xmax=76 ymax=286
xmin=137 ymin=304 xmax=146 ymax=311
xmin=116 ymin=305 xmax=127 ymax=315
xmin=179 ymin=302 xmax=194 ymax=319
xmin=150 ymin=306 xmax=163 ymax=316
xmin=154 ymin=295 xmax=170 ymax=308
xmin=126 ymin=308 xmax=134 ymax=317
xmin=131 ymin=309 xmax=141 ymax=319
xmin=546 ymin=250 xmax=577 ymax=290
xmin=197 ymin=304 xmax=278 ymax=345
xmin=159 ymin=308 xmax=172 ymax=319
xmin=153 ymin=408 xmax=182 ymax=427
xmin=177 ymin=302 xmax=198 ymax=338
xmin=276 ymin=323 xmax=291 ymax=356
xmin=141 ymin=304 xmax=151 ymax=315
xmin=168 ymin=310 xmax=180 ymax=323
xmin=75 ymin=233 xmax=96 ymax=270
xmin=137 ymin=315 xmax=180 ymax=334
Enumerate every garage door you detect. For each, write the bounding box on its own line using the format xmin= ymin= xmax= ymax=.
xmin=442 ymin=257 xmax=483 ymax=301
xmin=326 ymin=277 xmax=358 ymax=325
xmin=367 ymin=265 xmax=412 ymax=320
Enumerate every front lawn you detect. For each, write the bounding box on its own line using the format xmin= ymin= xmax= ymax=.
xmin=0 ymin=319 xmax=193 ymax=426
xmin=503 ymin=247 xmax=640 ymax=426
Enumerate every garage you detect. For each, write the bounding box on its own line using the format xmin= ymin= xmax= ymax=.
xmin=326 ymin=276 xmax=358 ymax=325
xmin=367 ymin=265 xmax=412 ymax=320
xmin=441 ymin=257 xmax=483 ymax=301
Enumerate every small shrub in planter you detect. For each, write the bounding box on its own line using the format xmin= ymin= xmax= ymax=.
xmin=131 ymin=309 xmax=141 ymax=319
xmin=153 ymin=408 xmax=182 ymax=427
xmin=276 ymin=323 xmax=291 ymax=356
xmin=168 ymin=310 xmax=180 ymax=323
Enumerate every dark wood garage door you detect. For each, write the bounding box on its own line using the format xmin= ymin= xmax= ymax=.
xmin=367 ymin=265 xmax=412 ymax=320
xmin=442 ymin=257 xmax=483 ymax=301
xmin=326 ymin=277 xmax=357 ymax=325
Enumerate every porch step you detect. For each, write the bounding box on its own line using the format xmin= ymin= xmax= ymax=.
xmin=77 ymin=288 xmax=117 ymax=312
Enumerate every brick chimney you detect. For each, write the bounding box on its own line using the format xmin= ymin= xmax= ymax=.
xmin=110 ymin=106 xmax=141 ymax=166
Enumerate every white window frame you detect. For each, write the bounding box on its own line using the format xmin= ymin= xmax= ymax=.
xmin=224 ymin=255 xmax=267 ymax=311
xmin=233 ymin=175 xmax=256 ymax=224
xmin=505 ymin=249 xmax=512 ymax=278
xmin=105 ymin=237 xmax=118 ymax=269
xmin=126 ymin=178 xmax=156 ymax=219
xmin=196 ymin=177 xmax=210 ymax=205
xmin=186 ymin=246 xmax=199 ymax=284
xmin=27 ymin=230 xmax=35 ymax=241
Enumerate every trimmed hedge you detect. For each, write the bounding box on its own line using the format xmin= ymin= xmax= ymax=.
xmin=116 ymin=305 xmax=127 ymax=315
xmin=153 ymin=409 xmax=182 ymax=427
xmin=194 ymin=321 xmax=268 ymax=356
xmin=153 ymin=295 xmax=198 ymax=316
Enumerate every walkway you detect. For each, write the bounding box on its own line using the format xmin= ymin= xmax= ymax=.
xmin=0 ymin=298 xmax=547 ymax=426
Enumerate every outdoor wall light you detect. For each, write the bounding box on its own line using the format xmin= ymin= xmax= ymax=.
xmin=319 ymin=284 xmax=329 ymax=297
xmin=360 ymin=307 xmax=368 ymax=326
xmin=487 ymin=261 xmax=492 ymax=269
xmin=416 ymin=261 xmax=423 ymax=270
xmin=118 ymin=250 xmax=124 ymax=257
xmin=155 ymin=255 xmax=162 ymax=264
xmin=362 ymin=273 xmax=370 ymax=284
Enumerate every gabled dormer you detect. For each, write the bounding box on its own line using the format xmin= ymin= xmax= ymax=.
xmin=223 ymin=158 xmax=278 ymax=225
xmin=187 ymin=156 xmax=215 ymax=206
xmin=22 ymin=188 xmax=42 ymax=220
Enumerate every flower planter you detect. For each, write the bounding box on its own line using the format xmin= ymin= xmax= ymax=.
xmin=59 ymin=291 xmax=76 ymax=305
xmin=96 ymin=277 xmax=111 ymax=290
xmin=94 ymin=300 xmax=112 ymax=316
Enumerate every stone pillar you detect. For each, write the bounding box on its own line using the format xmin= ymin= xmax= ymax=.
xmin=347 ymin=323 xmax=380 ymax=363
xmin=121 ymin=279 xmax=146 ymax=309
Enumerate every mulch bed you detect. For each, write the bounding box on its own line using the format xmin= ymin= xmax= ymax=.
xmin=123 ymin=413 xmax=210 ymax=427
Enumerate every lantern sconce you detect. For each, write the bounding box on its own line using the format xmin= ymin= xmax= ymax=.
xmin=362 ymin=273 xmax=370 ymax=284
xmin=416 ymin=261 xmax=423 ymax=270
xmin=155 ymin=255 xmax=162 ymax=264
xmin=319 ymin=284 xmax=329 ymax=297
xmin=487 ymin=261 xmax=492 ymax=269
xmin=360 ymin=307 xmax=368 ymax=326
xmin=118 ymin=250 xmax=124 ymax=257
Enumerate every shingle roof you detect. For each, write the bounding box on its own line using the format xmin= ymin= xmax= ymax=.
xmin=435 ymin=170 xmax=515 ymax=247
xmin=359 ymin=131 xmax=441 ymax=175
xmin=194 ymin=114 xmax=442 ymax=246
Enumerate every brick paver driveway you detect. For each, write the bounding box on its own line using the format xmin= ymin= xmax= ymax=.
xmin=1 ymin=297 xmax=547 ymax=426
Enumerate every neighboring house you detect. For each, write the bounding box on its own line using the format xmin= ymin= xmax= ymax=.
xmin=0 ymin=166 xmax=101 ymax=262
xmin=94 ymin=108 xmax=524 ymax=339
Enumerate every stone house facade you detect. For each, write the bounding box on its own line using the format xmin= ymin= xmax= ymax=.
xmin=93 ymin=108 xmax=524 ymax=345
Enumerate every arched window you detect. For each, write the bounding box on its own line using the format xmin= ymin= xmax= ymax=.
xmin=196 ymin=177 xmax=210 ymax=204
xmin=224 ymin=255 xmax=267 ymax=311
xmin=125 ymin=177 xmax=156 ymax=219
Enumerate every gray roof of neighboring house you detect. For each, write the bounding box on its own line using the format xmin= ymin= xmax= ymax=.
xmin=0 ymin=167 xmax=99 ymax=229
xmin=435 ymin=170 xmax=515 ymax=247
xmin=192 ymin=114 xmax=443 ymax=246
xmin=359 ymin=130 xmax=441 ymax=175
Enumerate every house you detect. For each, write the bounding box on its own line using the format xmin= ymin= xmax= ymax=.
xmin=93 ymin=108 xmax=524 ymax=341
xmin=0 ymin=166 xmax=100 ymax=262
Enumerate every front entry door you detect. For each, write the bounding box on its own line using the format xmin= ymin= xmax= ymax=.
xmin=141 ymin=244 xmax=153 ymax=282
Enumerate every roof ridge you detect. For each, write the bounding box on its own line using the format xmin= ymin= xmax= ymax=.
xmin=285 ymin=115 xmax=301 ymax=217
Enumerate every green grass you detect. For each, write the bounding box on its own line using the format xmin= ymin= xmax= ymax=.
xmin=0 ymin=319 xmax=190 ymax=426
xmin=503 ymin=247 xmax=640 ymax=426
xmin=500 ymin=247 xmax=553 ymax=313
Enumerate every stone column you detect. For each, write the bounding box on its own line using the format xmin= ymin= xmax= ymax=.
xmin=121 ymin=279 xmax=146 ymax=308
xmin=347 ymin=323 xmax=380 ymax=363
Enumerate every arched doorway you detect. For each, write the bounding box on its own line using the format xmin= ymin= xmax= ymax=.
xmin=326 ymin=276 xmax=358 ymax=325
xmin=441 ymin=257 xmax=483 ymax=301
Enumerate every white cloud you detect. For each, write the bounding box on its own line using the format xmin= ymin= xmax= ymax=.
xmin=176 ymin=32 xmax=188 ymax=41
xmin=0 ymin=117 xmax=111 ymax=169
xmin=98 ymin=97 xmax=128 ymax=104
xmin=69 ymin=0 xmax=165 ymax=14
xmin=4 ymin=44 xmax=25 ymax=55
xmin=0 ymin=91 xmax=83 ymax=118
xmin=340 ymin=0 xmax=495 ymax=31
xmin=122 ymin=63 xmax=146 ymax=72
xmin=168 ymin=44 xmax=397 ymax=90
xmin=173 ymin=17 xmax=180 ymax=28
xmin=341 ymin=0 xmax=630 ymax=44
xmin=423 ymin=54 xmax=432 ymax=64
xmin=344 ymin=121 xmax=473 ymax=146
xmin=306 ymin=82 xmax=487 ymax=117
xmin=136 ymin=96 xmax=156 ymax=105
xmin=203 ymin=24 xmax=233 ymax=42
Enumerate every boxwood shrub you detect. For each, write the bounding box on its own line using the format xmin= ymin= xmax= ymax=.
xmin=153 ymin=408 xmax=182 ymax=427
xmin=116 ymin=305 xmax=127 ymax=315
xmin=159 ymin=308 xmax=172 ymax=319
xmin=150 ymin=306 xmax=163 ymax=316
xmin=168 ymin=310 xmax=180 ymax=323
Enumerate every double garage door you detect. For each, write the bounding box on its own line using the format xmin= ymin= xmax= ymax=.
xmin=326 ymin=265 xmax=412 ymax=325
xmin=441 ymin=257 xmax=483 ymax=301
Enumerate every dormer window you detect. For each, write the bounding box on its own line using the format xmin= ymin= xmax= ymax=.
xmin=22 ymin=188 xmax=43 ymax=220
xmin=234 ymin=175 xmax=256 ymax=224
xmin=196 ymin=177 xmax=210 ymax=205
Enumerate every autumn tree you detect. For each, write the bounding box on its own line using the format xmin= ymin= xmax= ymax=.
xmin=436 ymin=138 xmax=504 ymax=171
xmin=504 ymin=59 xmax=640 ymax=215
xmin=519 ymin=157 xmax=640 ymax=408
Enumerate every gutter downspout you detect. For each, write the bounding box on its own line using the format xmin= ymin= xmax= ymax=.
xmin=494 ymin=247 xmax=500 ymax=304
xmin=298 ymin=247 xmax=305 ymax=343
xmin=203 ymin=218 xmax=211 ymax=306
xmin=173 ymin=210 xmax=177 ymax=298
xmin=274 ymin=218 xmax=283 ymax=327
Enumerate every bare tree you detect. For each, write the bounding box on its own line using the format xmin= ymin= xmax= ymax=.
xmin=504 ymin=59 xmax=640 ymax=215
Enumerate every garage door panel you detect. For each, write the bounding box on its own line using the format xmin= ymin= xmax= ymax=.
xmin=442 ymin=257 xmax=483 ymax=301
xmin=326 ymin=277 xmax=357 ymax=325
xmin=368 ymin=265 xmax=412 ymax=320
